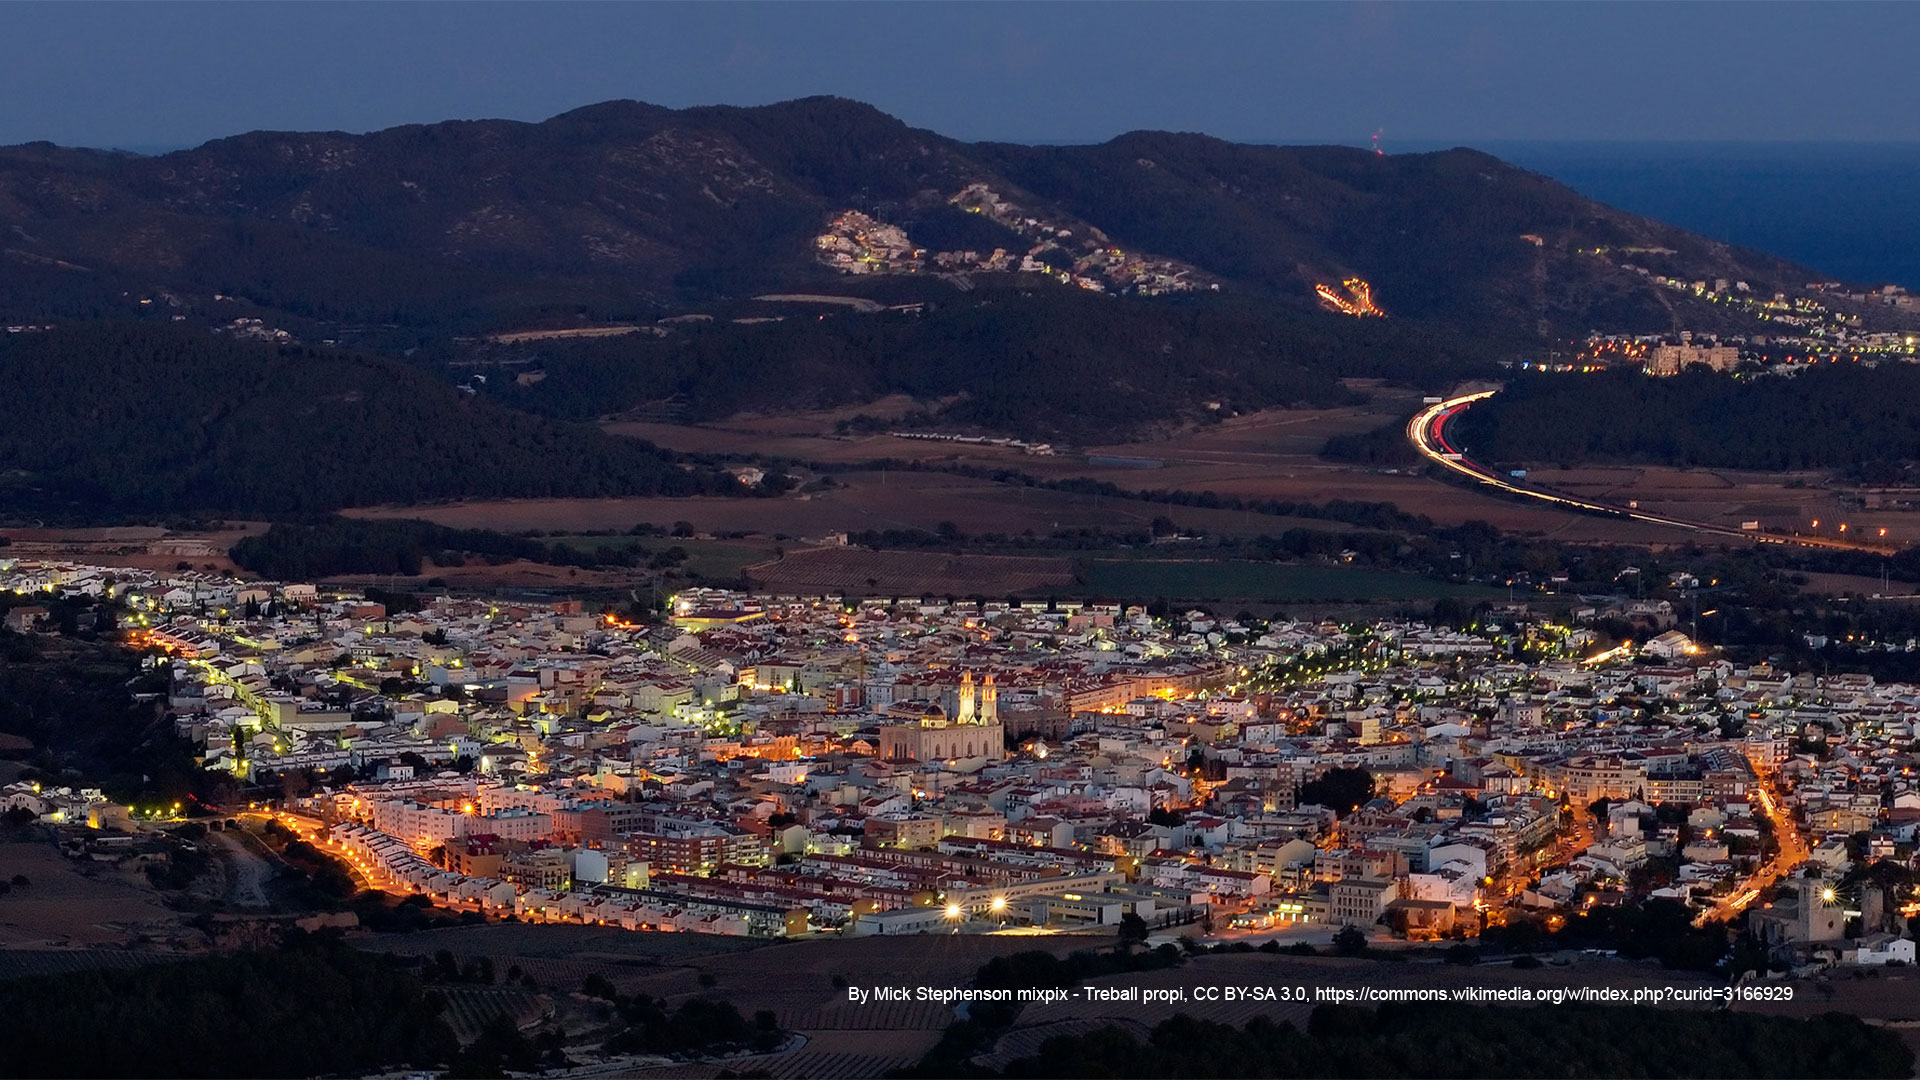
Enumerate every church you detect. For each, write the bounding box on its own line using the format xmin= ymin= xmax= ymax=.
xmin=877 ymin=671 xmax=1005 ymax=763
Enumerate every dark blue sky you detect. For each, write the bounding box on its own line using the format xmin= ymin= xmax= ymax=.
xmin=7 ymin=1 xmax=1919 ymax=150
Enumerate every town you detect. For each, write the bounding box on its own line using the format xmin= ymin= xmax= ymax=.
xmin=813 ymin=182 xmax=1212 ymax=296
xmin=5 ymin=558 xmax=1916 ymax=970
xmin=1537 ymin=274 xmax=1917 ymax=376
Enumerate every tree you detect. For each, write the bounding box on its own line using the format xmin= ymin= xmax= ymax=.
xmin=1331 ymin=925 xmax=1368 ymax=956
xmin=1299 ymin=767 xmax=1375 ymax=817
xmin=1118 ymin=912 xmax=1150 ymax=944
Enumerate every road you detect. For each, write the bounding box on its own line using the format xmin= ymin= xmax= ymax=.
xmin=208 ymin=829 xmax=271 ymax=908
xmin=1695 ymin=774 xmax=1808 ymax=927
xmin=1408 ymin=391 xmax=1898 ymax=555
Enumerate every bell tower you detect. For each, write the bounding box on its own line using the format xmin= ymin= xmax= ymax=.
xmin=981 ymin=673 xmax=998 ymax=725
xmin=956 ymin=670 xmax=976 ymax=724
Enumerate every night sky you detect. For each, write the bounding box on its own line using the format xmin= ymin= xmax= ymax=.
xmin=6 ymin=1 xmax=1919 ymax=150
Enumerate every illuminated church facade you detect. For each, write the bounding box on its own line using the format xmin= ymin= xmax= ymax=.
xmin=877 ymin=671 xmax=1005 ymax=763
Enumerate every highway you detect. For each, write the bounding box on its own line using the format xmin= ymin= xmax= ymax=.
xmin=1407 ymin=391 xmax=1899 ymax=555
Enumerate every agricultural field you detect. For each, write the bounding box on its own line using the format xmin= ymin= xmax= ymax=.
xmin=1522 ymin=464 xmax=1920 ymax=545
xmin=345 ymin=470 xmax=1345 ymax=542
xmin=747 ymin=547 xmax=1074 ymax=597
xmin=1078 ymin=560 xmax=1503 ymax=605
xmin=0 ymin=947 xmax=185 ymax=982
xmin=434 ymin=985 xmax=554 ymax=1044
xmin=1795 ymin=571 xmax=1920 ymax=597
xmin=0 ymin=524 xmax=260 ymax=575
xmin=736 ymin=548 xmax=1498 ymax=606
xmin=593 ymin=385 xmax=1920 ymax=552
xmin=0 ymin=838 xmax=189 ymax=948
xmin=324 ymin=560 xmax=639 ymax=591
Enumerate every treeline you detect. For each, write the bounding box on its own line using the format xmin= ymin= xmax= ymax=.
xmin=991 ymin=1005 xmax=1911 ymax=1079
xmin=1319 ymin=419 xmax=1422 ymax=466
xmin=582 ymin=977 xmax=784 ymax=1059
xmin=0 ymin=323 xmax=741 ymax=517
xmin=1457 ymin=365 xmax=1920 ymax=471
xmin=0 ymin=638 xmax=215 ymax=809
xmin=229 ymin=517 xmax=694 ymax=579
xmin=0 ymin=937 xmax=458 ymax=1078
xmin=903 ymin=945 xmax=1186 ymax=1078
xmin=1478 ymin=897 xmax=1737 ymax=972
xmin=494 ymin=288 xmax=1496 ymax=440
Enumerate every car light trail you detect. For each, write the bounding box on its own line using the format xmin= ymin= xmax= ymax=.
xmin=1407 ymin=391 xmax=1897 ymax=555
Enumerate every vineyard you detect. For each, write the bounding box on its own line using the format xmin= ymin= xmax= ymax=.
xmin=435 ymin=985 xmax=551 ymax=1043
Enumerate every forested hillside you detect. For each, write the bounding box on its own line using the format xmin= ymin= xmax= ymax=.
xmin=974 ymin=132 xmax=1808 ymax=332
xmin=988 ymin=1005 xmax=1911 ymax=1079
xmin=489 ymin=287 xmax=1497 ymax=437
xmin=0 ymin=96 xmax=1816 ymax=338
xmin=0 ymin=324 xmax=737 ymax=517
xmin=0 ymin=96 xmax=1855 ymax=492
xmin=1456 ymin=365 xmax=1920 ymax=472
xmin=0 ymin=940 xmax=458 ymax=1077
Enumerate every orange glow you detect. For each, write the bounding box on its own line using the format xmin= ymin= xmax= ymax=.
xmin=1316 ymin=277 xmax=1384 ymax=317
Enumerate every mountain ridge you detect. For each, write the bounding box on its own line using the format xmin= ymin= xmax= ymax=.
xmin=0 ymin=95 xmax=1822 ymax=337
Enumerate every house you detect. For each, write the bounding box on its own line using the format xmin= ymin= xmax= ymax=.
xmin=3 ymin=606 xmax=49 ymax=633
xmin=1386 ymin=896 xmax=1456 ymax=940
xmin=1643 ymin=630 xmax=1697 ymax=660
xmin=1850 ymin=933 xmax=1916 ymax=966
xmin=1329 ymin=877 xmax=1395 ymax=928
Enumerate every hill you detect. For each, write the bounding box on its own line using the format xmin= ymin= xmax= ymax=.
xmin=975 ymin=131 xmax=1812 ymax=332
xmin=482 ymin=285 xmax=1496 ymax=439
xmin=0 ymin=323 xmax=740 ymax=518
xmin=1455 ymin=365 xmax=1920 ymax=475
xmin=0 ymin=97 xmax=1821 ymax=340
xmin=0 ymin=97 xmax=1865 ymax=470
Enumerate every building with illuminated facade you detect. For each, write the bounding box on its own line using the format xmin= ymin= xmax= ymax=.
xmin=876 ymin=670 xmax=1005 ymax=762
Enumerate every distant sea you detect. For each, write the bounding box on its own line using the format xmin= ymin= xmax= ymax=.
xmin=1407 ymin=140 xmax=1920 ymax=290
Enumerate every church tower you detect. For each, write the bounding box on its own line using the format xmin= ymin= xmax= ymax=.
xmin=981 ymin=673 xmax=998 ymax=725
xmin=956 ymin=670 xmax=976 ymax=724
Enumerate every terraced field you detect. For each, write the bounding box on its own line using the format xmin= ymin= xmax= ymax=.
xmin=1079 ymin=559 xmax=1505 ymax=604
xmin=436 ymin=985 xmax=551 ymax=1043
xmin=0 ymin=947 xmax=186 ymax=982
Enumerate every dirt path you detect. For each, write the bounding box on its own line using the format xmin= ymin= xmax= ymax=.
xmin=208 ymin=830 xmax=270 ymax=908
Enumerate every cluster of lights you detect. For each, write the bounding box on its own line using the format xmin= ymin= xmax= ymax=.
xmin=1315 ymin=277 xmax=1384 ymax=318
